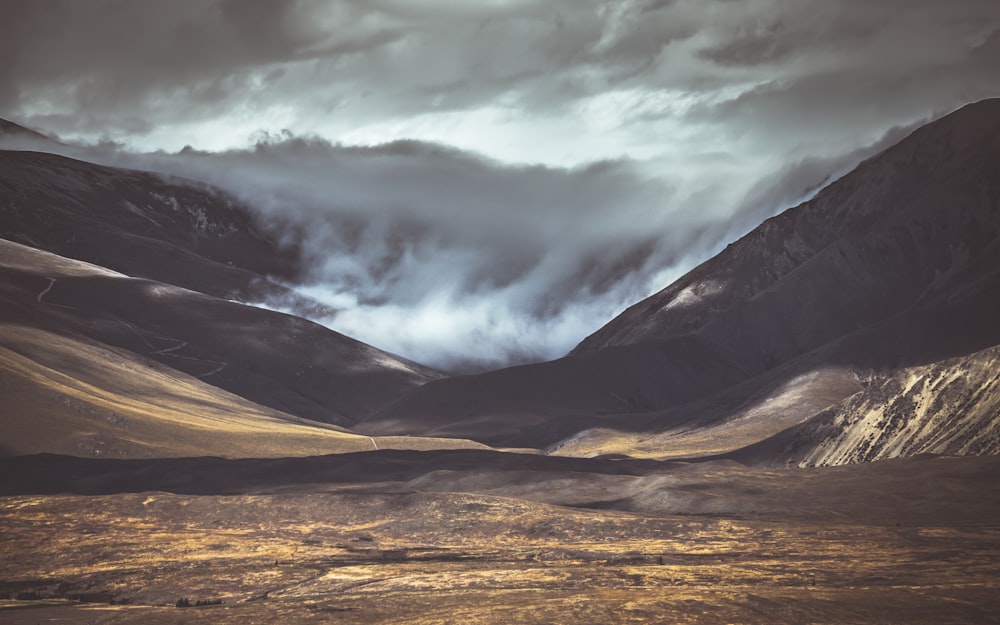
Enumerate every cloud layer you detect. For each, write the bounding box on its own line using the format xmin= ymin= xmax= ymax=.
xmin=89 ymin=135 xmax=780 ymax=371
xmin=4 ymin=0 xmax=999 ymax=163
xmin=0 ymin=123 xmax=905 ymax=371
xmin=3 ymin=0 xmax=999 ymax=370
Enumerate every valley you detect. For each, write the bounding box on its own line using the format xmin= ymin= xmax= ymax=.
xmin=2 ymin=454 xmax=999 ymax=625
xmin=1 ymin=99 xmax=999 ymax=623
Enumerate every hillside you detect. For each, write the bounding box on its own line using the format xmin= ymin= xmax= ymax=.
xmin=0 ymin=146 xmax=317 ymax=310
xmin=0 ymin=238 xmax=483 ymax=457
xmin=364 ymin=99 xmax=1000 ymax=461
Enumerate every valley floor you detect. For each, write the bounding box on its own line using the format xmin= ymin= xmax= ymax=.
xmin=2 ymin=454 xmax=999 ymax=624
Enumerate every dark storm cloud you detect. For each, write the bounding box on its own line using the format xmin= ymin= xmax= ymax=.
xmin=3 ymin=0 xmax=999 ymax=369
xmin=0 ymin=0 xmax=400 ymax=133
xmin=4 ymin=0 xmax=998 ymax=158
xmin=687 ymin=0 xmax=1000 ymax=147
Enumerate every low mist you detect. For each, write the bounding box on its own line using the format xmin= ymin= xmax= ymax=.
xmin=2 ymin=128 xmax=905 ymax=372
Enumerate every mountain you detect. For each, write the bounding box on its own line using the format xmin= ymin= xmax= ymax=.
xmin=0 ymin=146 xmax=318 ymax=310
xmin=728 ymin=344 xmax=1000 ymax=467
xmin=0 ymin=144 xmax=456 ymax=437
xmin=363 ymin=98 xmax=1000 ymax=462
xmin=2 ymin=102 xmax=998 ymax=465
xmin=0 ymin=234 xmax=448 ymax=435
xmin=0 ymin=118 xmax=52 ymax=142
xmin=0 ymin=237 xmax=482 ymax=457
xmin=575 ymin=98 xmax=1000 ymax=357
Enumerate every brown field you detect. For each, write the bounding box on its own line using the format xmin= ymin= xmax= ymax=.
xmin=2 ymin=454 xmax=999 ymax=624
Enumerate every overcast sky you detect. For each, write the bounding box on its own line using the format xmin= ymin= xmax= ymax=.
xmin=3 ymin=0 xmax=1000 ymax=371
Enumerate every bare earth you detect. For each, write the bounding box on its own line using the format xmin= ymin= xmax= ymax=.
xmin=2 ymin=454 xmax=998 ymax=624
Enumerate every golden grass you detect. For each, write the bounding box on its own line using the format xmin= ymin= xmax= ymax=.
xmin=1 ymin=492 xmax=998 ymax=624
xmin=551 ymin=368 xmax=862 ymax=459
xmin=0 ymin=325 xmax=489 ymax=458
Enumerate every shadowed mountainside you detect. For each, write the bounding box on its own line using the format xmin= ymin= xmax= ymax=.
xmin=0 ymin=146 xmax=322 ymax=312
xmin=576 ymin=98 xmax=1000 ymax=356
xmin=0 ymin=238 xmax=470 ymax=457
xmin=364 ymin=99 xmax=1000 ymax=460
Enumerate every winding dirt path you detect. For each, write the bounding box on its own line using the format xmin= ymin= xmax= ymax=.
xmin=150 ymin=340 xmax=188 ymax=355
xmin=36 ymin=278 xmax=56 ymax=303
xmin=198 ymin=362 xmax=227 ymax=379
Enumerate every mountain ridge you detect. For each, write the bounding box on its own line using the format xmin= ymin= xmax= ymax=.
xmin=0 ymin=148 xmax=306 ymax=305
xmin=0 ymin=117 xmax=51 ymax=142
xmin=576 ymin=97 xmax=1000 ymax=354
xmin=0 ymin=237 xmax=460 ymax=456
xmin=362 ymin=98 xmax=1000 ymax=461
xmin=1 ymin=101 xmax=998 ymax=467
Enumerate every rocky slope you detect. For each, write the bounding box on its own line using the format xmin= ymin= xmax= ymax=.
xmin=732 ymin=344 xmax=1000 ymax=467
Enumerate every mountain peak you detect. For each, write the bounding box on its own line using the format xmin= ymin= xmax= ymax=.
xmin=573 ymin=97 xmax=1000 ymax=355
xmin=0 ymin=117 xmax=51 ymax=141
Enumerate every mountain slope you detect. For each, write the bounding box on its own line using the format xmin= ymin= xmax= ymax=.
xmin=729 ymin=344 xmax=1000 ymax=467
xmin=0 ymin=320 xmax=487 ymax=458
xmin=0 ymin=118 xmax=52 ymax=142
xmin=0 ymin=323 xmax=365 ymax=458
xmin=0 ymin=147 xmax=314 ymax=308
xmin=0 ymin=238 xmax=443 ymax=431
xmin=576 ymin=98 xmax=1000 ymax=357
xmin=365 ymin=99 xmax=1000 ymax=457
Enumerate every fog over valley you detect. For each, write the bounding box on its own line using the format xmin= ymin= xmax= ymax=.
xmin=3 ymin=0 xmax=999 ymax=370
